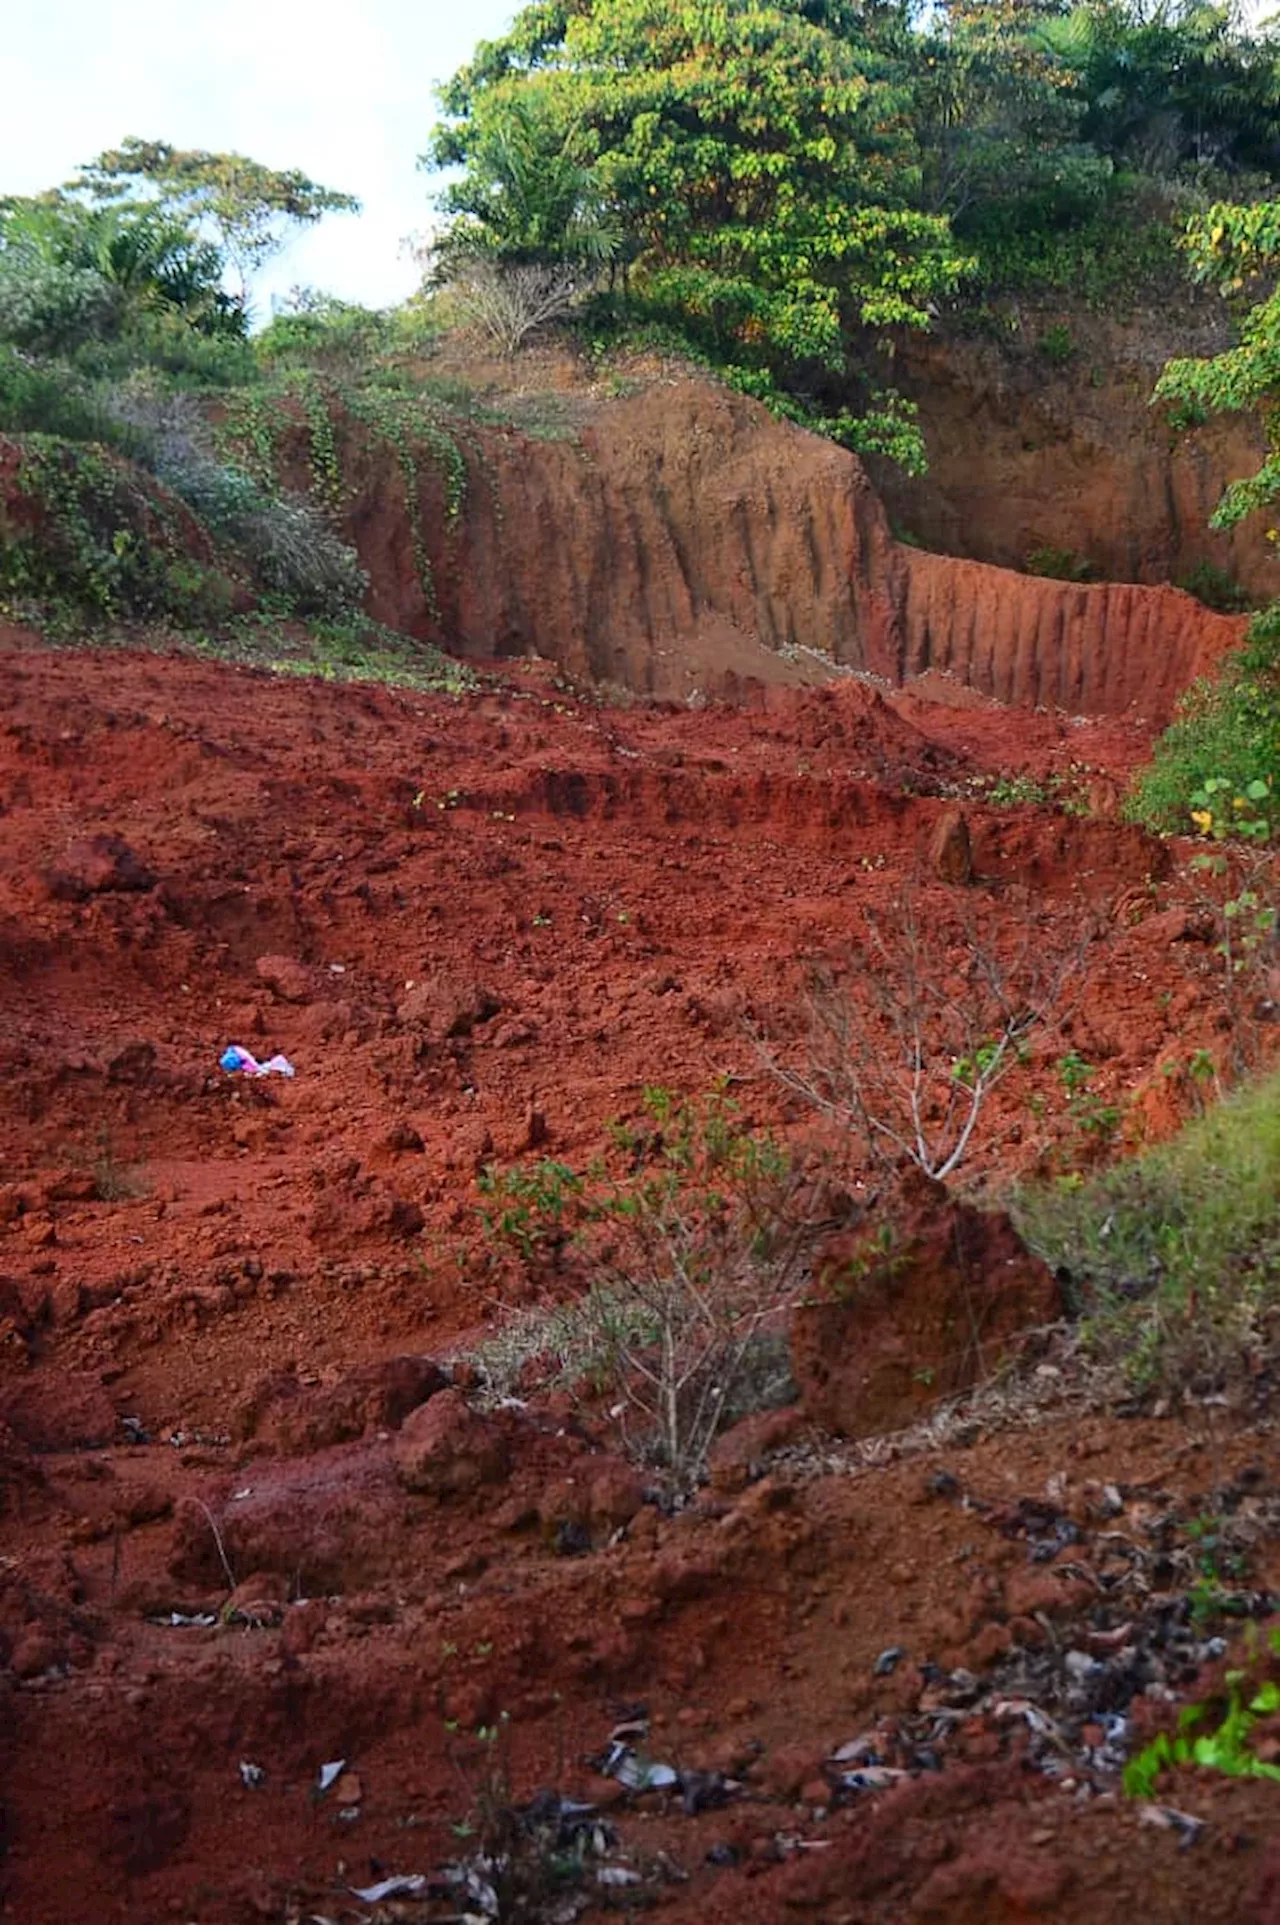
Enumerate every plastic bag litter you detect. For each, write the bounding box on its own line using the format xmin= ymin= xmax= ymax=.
xmin=349 ymin=1875 xmax=429 ymax=1902
xmin=317 ymin=1760 xmax=346 ymax=1792
xmin=603 ymin=1742 xmax=678 ymax=1792
xmin=220 ymin=1045 xmax=295 ymax=1078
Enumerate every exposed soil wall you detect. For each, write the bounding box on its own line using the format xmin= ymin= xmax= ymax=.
xmin=341 ymin=379 xmax=1246 ymax=720
xmin=872 ymin=316 xmax=1278 ymax=601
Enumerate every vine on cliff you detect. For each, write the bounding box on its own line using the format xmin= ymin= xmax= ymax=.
xmin=217 ymin=368 xmax=469 ymax=619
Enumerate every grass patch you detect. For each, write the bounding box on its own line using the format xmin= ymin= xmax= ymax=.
xmin=187 ymin=612 xmax=477 ymax=695
xmin=1012 ymin=1068 xmax=1280 ymax=1394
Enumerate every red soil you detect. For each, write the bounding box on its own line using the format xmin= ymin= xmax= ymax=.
xmin=0 ymin=634 xmax=1276 ymax=1924
xmin=334 ymin=378 xmax=1249 ymax=715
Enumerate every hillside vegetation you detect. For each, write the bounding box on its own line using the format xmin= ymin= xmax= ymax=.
xmin=2 ymin=1 xmax=1280 ymax=822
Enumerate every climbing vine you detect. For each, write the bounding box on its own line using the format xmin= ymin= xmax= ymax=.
xmin=215 ymin=367 xmax=469 ymax=618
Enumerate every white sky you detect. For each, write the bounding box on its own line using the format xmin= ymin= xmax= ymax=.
xmin=3 ymin=0 xmax=519 ymax=321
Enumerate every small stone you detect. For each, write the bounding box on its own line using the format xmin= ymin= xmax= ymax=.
xmin=254 ymin=954 xmax=315 ymax=1004
xmin=47 ymin=833 xmax=155 ymax=900
xmin=928 ymin=808 xmax=972 ymax=885
xmin=392 ymin=1389 xmax=510 ymax=1498
xmin=11 ymin=1629 xmax=58 ymax=1679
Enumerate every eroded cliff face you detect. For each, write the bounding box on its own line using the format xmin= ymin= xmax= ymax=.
xmin=871 ymin=315 xmax=1278 ymax=603
xmin=340 ymin=378 xmax=1245 ymax=722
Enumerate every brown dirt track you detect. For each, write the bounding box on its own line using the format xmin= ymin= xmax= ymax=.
xmin=1 ymin=631 xmax=1279 ymax=1925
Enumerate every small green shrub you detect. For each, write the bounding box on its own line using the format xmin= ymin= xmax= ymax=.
xmin=1013 ymin=1067 xmax=1280 ymax=1392
xmin=1125 ymin=1629 xmax=1280 ymax=1798
xmin=1025 ymin=544 xmax=1096 ymax=582
xmin=1128 ymin=604 xmax=1280 ymax=839
xmin=1037 ymin=322 xmax=1076 ymax=365
xmin=1175 ymin=559 xmax=1251 ymax=614
xmin=465 ymin=1086 xmax=810 ymax=1486
xmin=0 ymin=344 xmax=131 ymax=446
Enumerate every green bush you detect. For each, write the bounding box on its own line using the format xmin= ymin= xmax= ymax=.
xmin=0 ymin=433 xmax=236 ymax=630
xmin=1013 ymin=1067 xmax=1280 ymax=1392
xmin=1176 ymin=559 xmax=1252 ymax=614
xmin=956 ymin=180 xmax=1182 ymax=304
xmin=256 ymin=296 xmax=394 ymax=369
xmin=1025 ymin=544 xmax=1096 ymax=582
xmin=69 ymin=311 xmax=256 ymax=389
xmin=0 ymin=255 xmax=118 ymax=355
xmin=0 ymin=344 xmax=129 ymax=445
xmin=1128 ymin=605 xmax=1280 ymax=837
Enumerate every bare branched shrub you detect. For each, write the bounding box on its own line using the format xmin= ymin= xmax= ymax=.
xmin=1183 ymin=845 xmax=1280 ymax=1078
xmin=443 ymin=256 xmax=589 ymax=355
xmin=466 ymin=1090 xmax=819 ymax=1487
xmin=106 ymin=379 xmax=365 ymax=613
xmin=770 ymin=893 xmax=1080 ymax=1182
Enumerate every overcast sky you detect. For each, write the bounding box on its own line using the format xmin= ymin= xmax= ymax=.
xmin=3 ymin=0 xmax=519 ymax=320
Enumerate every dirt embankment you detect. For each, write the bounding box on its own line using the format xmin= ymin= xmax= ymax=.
xmin=340 ymin=379 xmax=1246 ymax=717
xmin=872 ymin=315 xmax=1278 ymax=600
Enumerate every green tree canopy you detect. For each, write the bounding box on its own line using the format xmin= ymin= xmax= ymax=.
xmin=1068 ymin=1 xmax=1280 ymax=181
xmin=427 ymin=0 xmax=970 ymax=463
xmin=911 ymin=0 xmax=1089 ymax=218
xmin=70 ymin=140 xmax=360 ymax=300
xmin=1155 ymin=199 xmax=1280 ymax=534
xmin=0 ymin=194 xmax=241 ymax=352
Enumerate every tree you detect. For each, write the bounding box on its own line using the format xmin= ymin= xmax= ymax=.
xmin=910 ymin=0 xmax=1090 ymax=218
xmin=1069 ymin=1 xmax=1280 ymax=182
xmin=1154 ymin=198 xmax=1280 ymax=535
xmin=71 ymin=140 xmax=360 ymax=303
xmin=1129 ymin=200 xmax=1280 ymax=839
xmin=427 ymin=0 xmax=969 ymax=462
xmin=430 ymin=95 xmax=620 ymax=268
xmin=0 ymin=194 xmax=241 ymax=351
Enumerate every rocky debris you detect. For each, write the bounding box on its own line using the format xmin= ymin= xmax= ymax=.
xmin=0 ymin=1547 xmax=94 ymax=1677
xmin=395 ymin=973 xmax=502 ymax=1039
xmin=306 ymin=1167 xmax=426 ymax=1246
xmin=537 ymin=1457 xmax=648 ymax=1549
xmin=811 ymin=1477 xmax=1280 ymax=1804
xmin=791 ymin=1173 xmax=1062 ymax=1436
xmin=928 ymin=807 xmax=973 ymax=884
xmin=221 ymin=1571 xmax=286 ymax=1627
xmin=253 ymin=953 xmax=316 ymax=1003
xmin=168 ymin=1447 xmax=410 ymax=1590
xmin=707 ymin=1407 xmax=804 ymax=1494
xmin=392 ymin=1389 xmax=511 ymax=1498
xmin=46 ymin=833 xmax=155 ymax=900
xmin=234 ymin=1355 xmax=447 ymax=1456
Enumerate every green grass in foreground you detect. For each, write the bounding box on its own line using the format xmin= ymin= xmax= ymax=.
xmin=1013 ymin=1068 xmax=1280 ymax=1393
xmin=181 ymin=612 xmax=478 ymax=694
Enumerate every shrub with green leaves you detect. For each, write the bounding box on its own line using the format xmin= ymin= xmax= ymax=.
xmin=0 ymin=433 xmax=234 ymax=630
xmin=1125 ymin=1631 xmax=1280 ymax=1798
xmin=1013 ymin=1066 xmax=1280 ymax=1393
xmin=1128 ymin=607 xmax=1280 ymax=839
xmin=466 ymin=1086 xmax=808 ymax=1486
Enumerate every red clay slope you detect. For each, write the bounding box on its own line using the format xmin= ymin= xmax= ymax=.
xmin=338 ymin=380 xmax=1246 ymax=715
xmin=0 ymin=641 xmax=1278 ymax=1924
